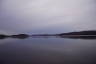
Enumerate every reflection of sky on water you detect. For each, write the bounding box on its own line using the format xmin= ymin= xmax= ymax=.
xmin=0 ymin=38 xmax=96 ymax=64
xmin=0 ymin=38 xmax=18 ymax=44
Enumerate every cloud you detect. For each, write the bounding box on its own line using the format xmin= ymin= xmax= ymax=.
xmin=0 ymin=0 xmax=96 ymax=34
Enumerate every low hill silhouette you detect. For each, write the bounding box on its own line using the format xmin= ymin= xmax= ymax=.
xmin=0 ymin=30 xmax=96 ymax=39
xmin=59 ymin=30 xmax=96 ymax=36
xmin=11 ymin=34 xmax=29 ymax=39
xmin=0 ymin=34 xmax=29 ymax=39
xmin=0 ymin=34 xmax=9 ymax=39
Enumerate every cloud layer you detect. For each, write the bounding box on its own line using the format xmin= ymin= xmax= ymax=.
xmin=0 ymin=0 xmax=96 ymax=34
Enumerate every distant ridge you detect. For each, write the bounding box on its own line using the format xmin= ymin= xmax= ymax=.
xmin=59 ymin=30 xmax=96 ymax=36
xmin=0 ymin=30 xmax=96 ymax=39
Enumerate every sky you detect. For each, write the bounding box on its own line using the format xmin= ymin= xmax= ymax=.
xmin=0 ymin=0 xmax=96 ymax=34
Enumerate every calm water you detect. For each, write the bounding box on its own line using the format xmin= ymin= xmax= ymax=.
xmin=0 ymin=37 xmax=96 ymax=64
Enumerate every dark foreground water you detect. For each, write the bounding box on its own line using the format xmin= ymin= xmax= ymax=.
xmin=0 ymin=37 xmax=96 ymax=64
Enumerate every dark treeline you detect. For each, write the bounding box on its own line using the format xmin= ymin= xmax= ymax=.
xmin=0 ymin=34 xmax=29 ymax=39
xmin=0 ymin=34 xmax=9 ymax=39
xmin=59 ymin=30 xmax=96 ymax=36
xmin=0 ymin=30 xmax=96 ymax=39
xmin=11 ymin=34 xmax=29 ymax=39
xmin=59 ymin=35 xmax=96 ymax=40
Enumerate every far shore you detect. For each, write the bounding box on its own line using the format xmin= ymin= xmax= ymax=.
xmin=0 ymin=30 xmax=96 ymax=39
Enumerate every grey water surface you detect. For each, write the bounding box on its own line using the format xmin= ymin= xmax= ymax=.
xmin=0 ymin=37 xmax=96 ymax=64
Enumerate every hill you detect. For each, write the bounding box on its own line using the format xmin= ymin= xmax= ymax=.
xmin=59 ymin=31 xmax=96 ymax=36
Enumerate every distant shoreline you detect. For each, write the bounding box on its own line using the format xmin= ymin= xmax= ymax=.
xmin=0 ymin=30 xmax=96 ymax=39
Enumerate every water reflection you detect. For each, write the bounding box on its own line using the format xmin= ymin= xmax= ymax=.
xmin=0 ymin=36 xmax=28 ymax=39
xmin=0 ymin=37 xmax=96 ymax=64
xmin=1 ymin=32 xmax=96 ymax=64
xmin=0 ymin=36 xmax=96 ymax=40
xmin=0 ymin=37 xmax=8 ymax=40
xmin=60 ymin=36 xmax=96 ymax=40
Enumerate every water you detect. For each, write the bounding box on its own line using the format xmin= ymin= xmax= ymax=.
xmin=0 ymin=37 xmax=96 ymax=64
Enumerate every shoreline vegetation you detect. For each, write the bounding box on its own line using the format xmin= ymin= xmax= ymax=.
xmin=0 ymin=30 xmax=96 ymax=39
xmin=0 ymin=34 xmax=29 ymax=39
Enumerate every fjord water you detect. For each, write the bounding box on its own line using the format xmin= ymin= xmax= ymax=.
xmin=0 ymin=37 xmax=96 ymax=64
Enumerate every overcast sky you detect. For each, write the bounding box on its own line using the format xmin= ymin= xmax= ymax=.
xmin=0 ymin=0 xmax=96 ymax=34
